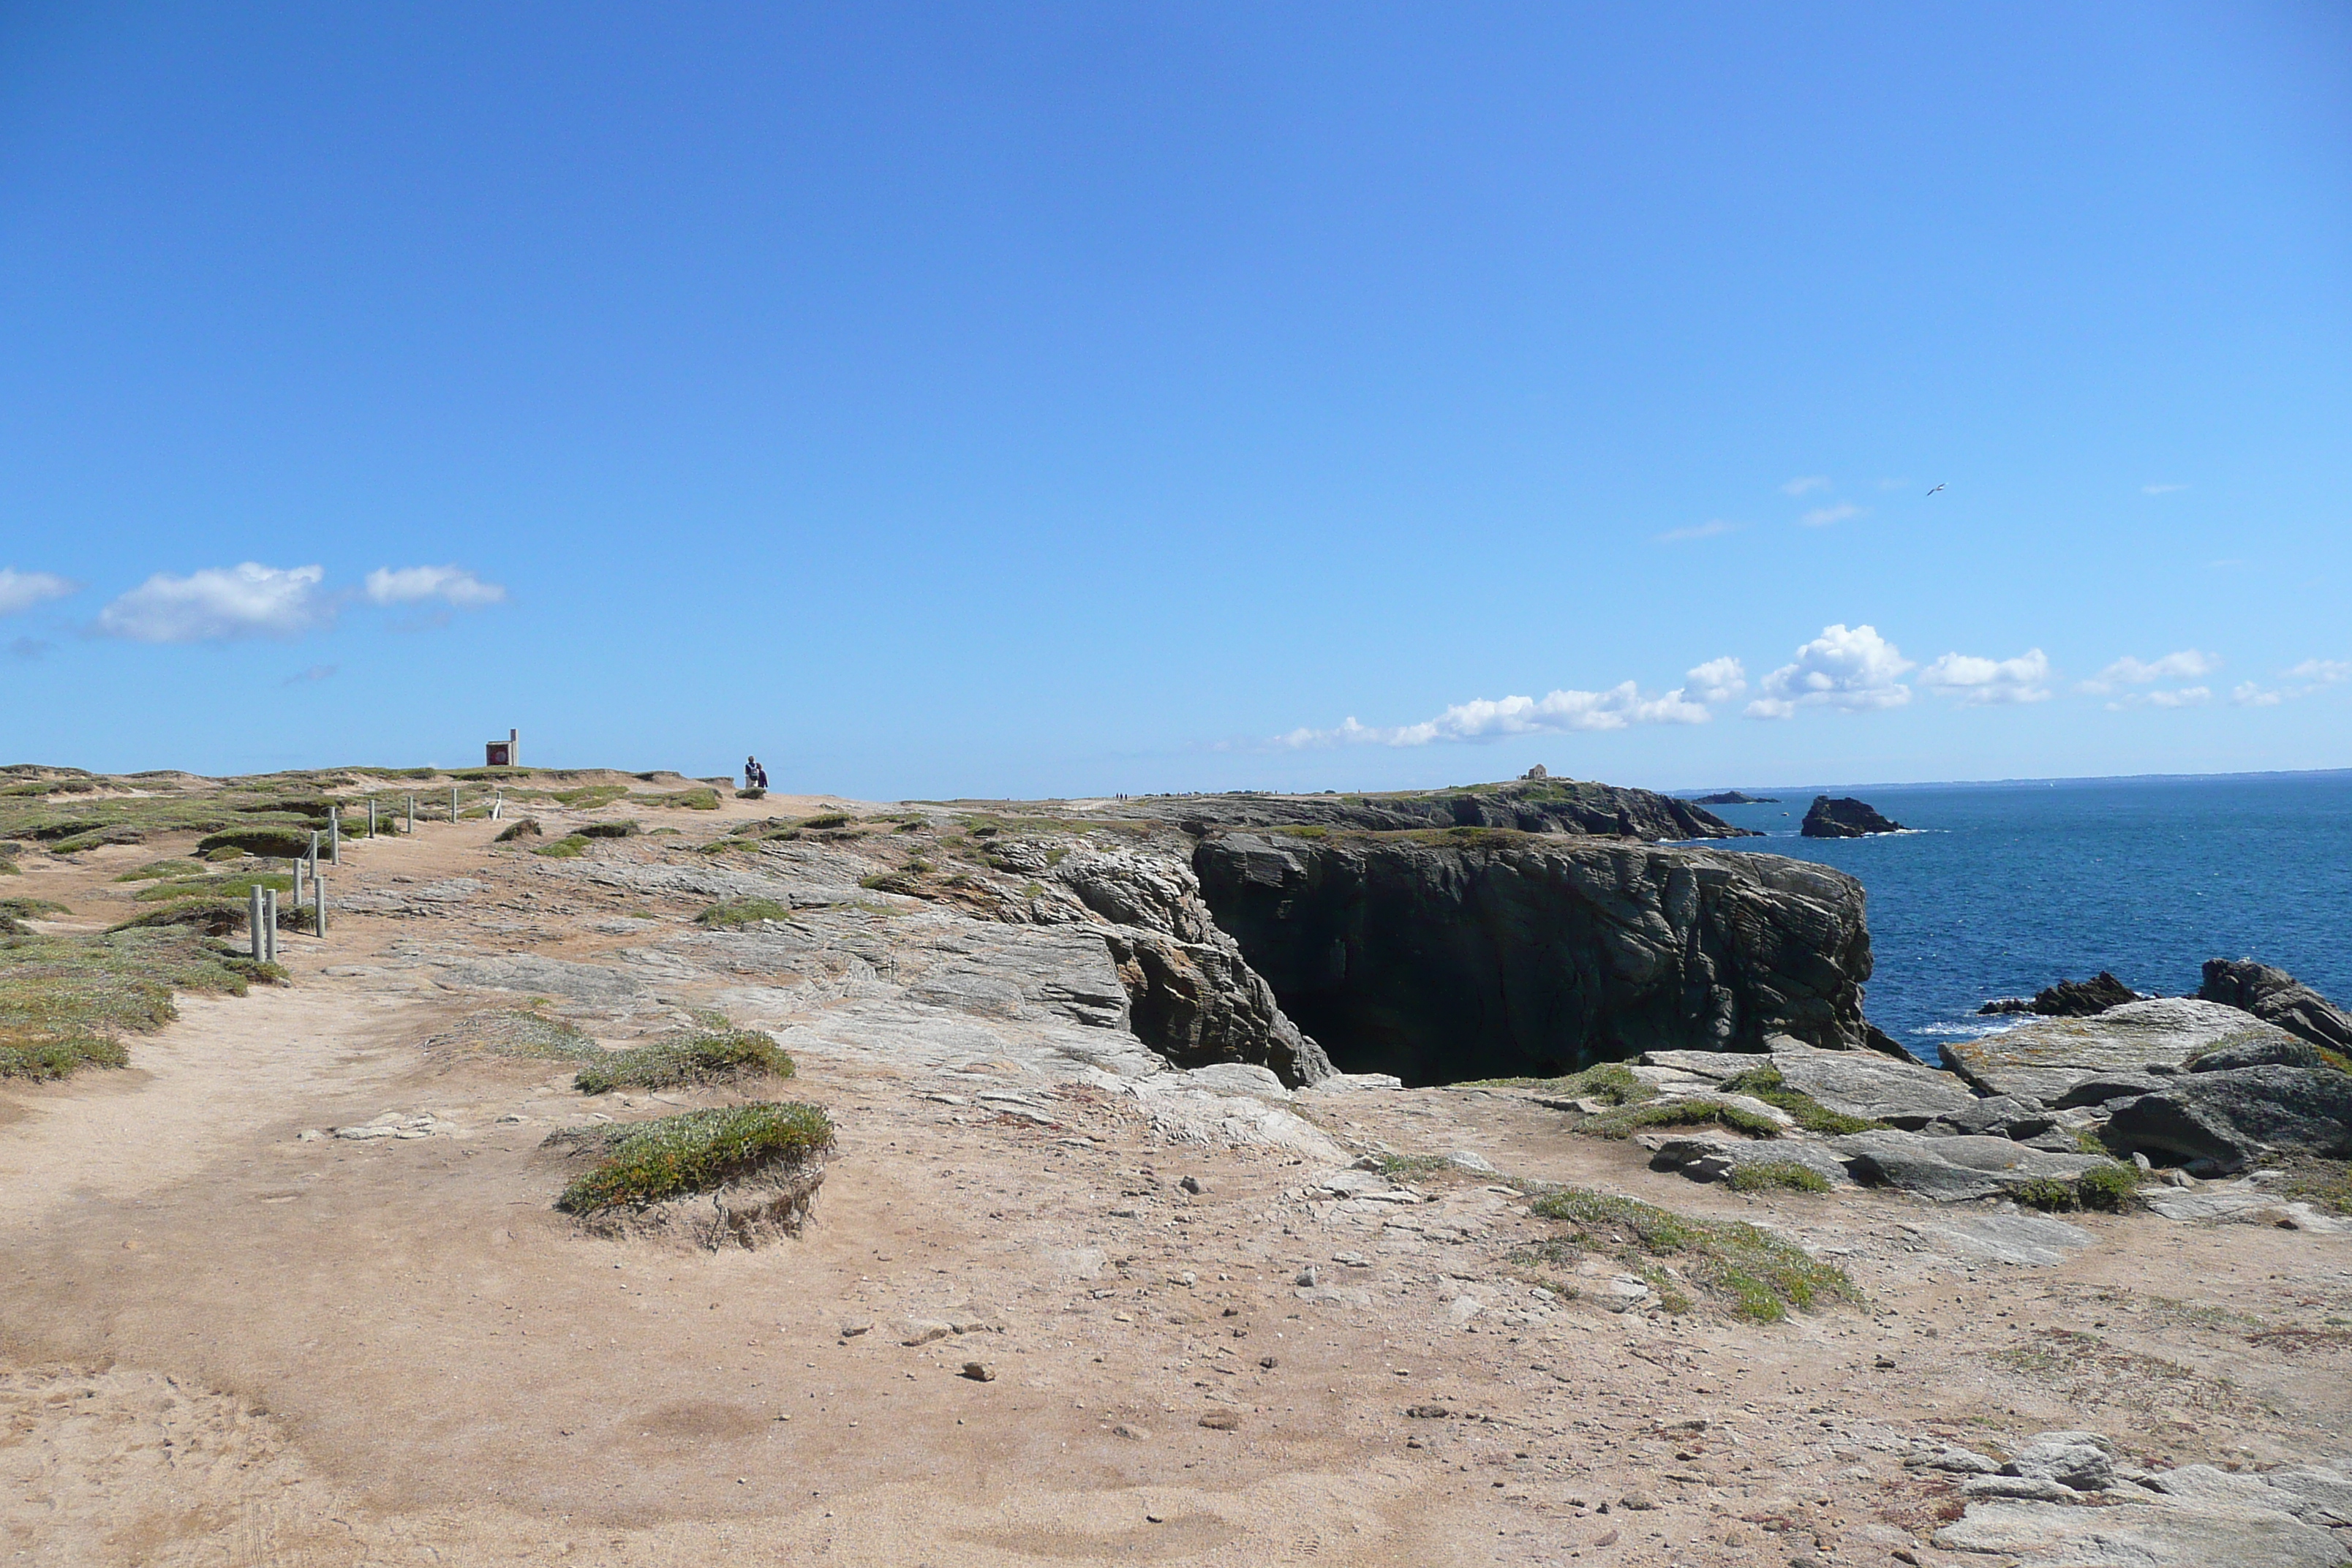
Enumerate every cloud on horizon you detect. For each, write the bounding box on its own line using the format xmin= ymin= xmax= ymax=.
xmin=1275 ymin=657 xmax=1743 ymax=749
xmin=0 ymin=568 xmax=76 ymax=616
xmin=1746 ymin=624 xmax=1912 ymax=719
xmin=95 ymin=563 xmax=331 ymax=643
xmin=2078 ymin=649 xmax=2219 ymax=696
xmin=1919 ymin=647 xmax=2054 ymax=705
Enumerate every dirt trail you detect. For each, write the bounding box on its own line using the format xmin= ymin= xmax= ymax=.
xmin=1 ymin=807 xmax=2347 ymax=1567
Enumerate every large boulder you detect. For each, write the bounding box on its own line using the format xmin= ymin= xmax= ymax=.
xmin=1768 ymin=1039 xmax=1979 ymax=1128
xmin=1940 ymin=998 xmax=2305 ymax=1104
xmin=1191 ymin=831 xmax=1877 ymax=1084
xmin=2098 ymin=1065 xmax=2352 ymax=1169
xmin=1801 ymin=796 xmax=1903 ymax=837
xmin=1833 ymin=1129 xmax=2115 ymax=1202
xmin=2197 ymin=958 xmax=2352 ymax=1055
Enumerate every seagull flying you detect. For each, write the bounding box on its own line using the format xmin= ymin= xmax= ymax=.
xmin=1926 ymin=483 xmax=1946 ymax=497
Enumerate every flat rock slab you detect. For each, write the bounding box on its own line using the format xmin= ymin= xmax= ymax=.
xmin=1907 ymin=1212 xmax=2097 ymax=1267
xmin=434 ymin=954 xmax=653 ymax=1009
xmin=1939 ymin=998 xmax=2303 ymax=1103
xmin=1771 ymin=1044 xmax=1978 ymax=1128
xmin=2140 ymin=1187 xmax=2351 ymax=1232
xmin=1834 ymin=1130 xmax=2112 ymax=1202
xmin=1645 ymin=1134 xmax=1854 ymax=1188
xmin=1937 ymin=1490 xmax=2347 ymax=1567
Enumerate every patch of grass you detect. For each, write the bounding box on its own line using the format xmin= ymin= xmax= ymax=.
xmin=0 ymin=927 xmax=252 ymax=1079
xmin=532 ymin=834 xmax=592 ymax=859
xmin=801 ymin=813 xmax=851 ymax=830
xmin=554 ymin=1101 xmax=834 ymax=1214
xmin=195 ymin=826 xmax=316 ymax=859
xmin=424 ymin=1009 xmax=600 ymax=1063
xmin=1725 ymin=1160 xmax=1833 ymax=1194
xmin=1580 ymin=1097 xmax=1785 ymax=1140
xmin=0 ymin=897 xmax=71 ymax=932
xmin=492 ymin=817 xmax=542 ymax=843
xmin=116 ymin=859 xmax=206 ymax=882
xmin=133 ymin=871 xmax=292 ymax=904
xmin=2010 ymin=1164 xmax=2141 ymax=1213
xmin=551 ymin=784 xmax=630 ymax=810
xmin=649 ymin=788 xmax=720 ymax=811
xmin=1528 ymin=1188 xmax=1857 ymax=1322
xmin=2262 ymin=1157 xmax=2352 ymax=1216
xmin=1373 ymin=1153 xmax=1452 ymax=1178
xmin=1716 ymin=1066 xmax=1885 ymax=1135
xmin=858 ymin=869 xmax=922 ymax=894
xmin=575 ymin=1028 xmax=794 ymax=1094
xmin=698 ymin=897 xmax=792 ymax=927
xmin=576 ymin=820 xmax=641 ymax=839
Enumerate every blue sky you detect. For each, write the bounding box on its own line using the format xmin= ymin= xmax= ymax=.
xmin=3 ymin=4 xmax=2348 ymax=797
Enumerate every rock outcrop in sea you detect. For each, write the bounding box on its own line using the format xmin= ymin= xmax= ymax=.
xmin=1689 ymin=790 xmax=1777 ymax=804
xmin=1978 ymin=970 xmax=2141 ymax=1017
xmin=2198 ymin=957 xmax=2352 ymax=1055
xmin=1800 ymin=794 xmax=1904 ymax=837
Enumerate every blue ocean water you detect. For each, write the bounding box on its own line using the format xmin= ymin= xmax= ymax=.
xmin=1689 ymin=772 xmax=2352 ymax=1063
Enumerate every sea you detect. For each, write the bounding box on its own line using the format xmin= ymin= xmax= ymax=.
xmin=1686 ymin=771 xmax=2352 ymax=1065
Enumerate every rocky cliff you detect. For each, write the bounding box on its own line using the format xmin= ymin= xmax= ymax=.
xmin=1188 ymin=829 xmax=1877 ymax=1085
xmin=1093 ymin=777 xmax=1754 ymax=841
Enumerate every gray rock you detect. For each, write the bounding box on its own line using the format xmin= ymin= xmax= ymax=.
xmin=2002 ymin=1431 xmax=2117 ymax=1490
xmin=2190 ymin=1037 xmax=2336 ymax=1073
xmin=1906 ymin=1212 xmax=2097 ymax=1267
xmin=1960 ymin=1474 xmax=2076 ymax=1503
xmin=436 ymin=954 xmax=652 ymax=1008
xmin=1769 ymin=1042 xmax=1979 ymax=1128
xmin=1193 ymin=832 xmax=1880 ymax=1084
xmin=2099 ymin=1065 xmax=2352 ymax=1169
xmin=1646 ymin=1134 xmax=1853 ymax=1188
xmin=2051 ymin=1073 xmax=2171 ymax=1109
xmin=1940 ymin=998 xmax=2307 ymax=1104
xmin=1833 ymin=1130 xmax=2114 ymax=1202
xmin=1638 ymin=1049 xmax=1764 ymax=1079
xmin=1926 ymin=1093 xmax=2056 ymax=1140
xmin=1937 ymin=1493 xmax=2346 ymax=1568
xmin=2197 ymin=958 xmax=2352 ymax=1055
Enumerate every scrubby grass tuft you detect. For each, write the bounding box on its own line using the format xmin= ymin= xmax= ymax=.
xmin=649 ymin=788 xmax=720 ymax=811
xmin=801 ymin=813 xmax=851 ymax=830
xmin=424 ymin=1009 xmax=600 ymax=1063
xmin=575 ymin=1028 xmax=794 ymax=1094
xmin=1527 ymin=1188 xmax=1856 ymax=1322
xmin=532 ymin=834 xmax=592 ymax=858
xmin=116 ymin=859 xmax=206 ymax=882
xmin=577 ymin=820 xmax=640 ymax=839
xmin=2268 ymin=1157 xmax=2352 ymax=1215
xmin=1464 ymin=1060 xmax=1653 ymax=1102
xmin=0 ymin=927 xmax=252 ymax=1079
xmin=2014 ymin=1165 xmax=2143 ymax=1213
xmin=554 ymin=1102 xmax=834 ymax=1214
xmin=195 ymin=827 xmax=316 ymax=859
xmin=698 ymin=897 xmax=791 ymax=927
xmin=133 ymin=871 xmax=292 ymax=904
xmin=1580 ymin=1097 xmax=1784 ymax=1140
xmin=1373 ymin=1153 xmax=1452 ymax=1178
xmin=1715 ymin=1066 xmax=1885 ymax=1135
xmin=1725 ymin=1160 xmax=1833 ymax=1194
xmin=492 ymin=818 xmax=541 ymax=843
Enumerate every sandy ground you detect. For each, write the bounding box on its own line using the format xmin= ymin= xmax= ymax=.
xmin=1 ymin=798 xmax=2348 ymax=1567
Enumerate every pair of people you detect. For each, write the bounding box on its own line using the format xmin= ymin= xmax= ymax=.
xmin=743 ymin=756 xmax=770 ymax=791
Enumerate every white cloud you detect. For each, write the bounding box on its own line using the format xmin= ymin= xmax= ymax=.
xmin=1745 ymin=624 xmax=1913 ymax=719
xmin=2141 ymin=687 xmax=2210 ymax=709
xmin=2078 ymin=649 xmax=2219 ymax=695
xmin=2288 ymin=659 xmax=2350 ymax=685
xmin=2141 ymin=483 xmax=2188 ymax=495
xmin=1684 ymin=656 xmax=1746 ymax=703
xmin=0 ymin=569 xmax=75 ymax=616
xmin=363 ymin=565 xmax=506 ymax=608
xmin=1799 ymin=502 xmax=1864 ymax=528
xmin=2231 ymin=682 xmax=2283 ymax=707
xmin=1918 ymin=648 xmax=2053 ymax=705
xmin=1277 ymin=679 xmax=1722 ymax=750
xmin=1656 ymin=519 xmax=1741 ymax=543
xmin=1781 ymin=476 xmax=1831 ymax=497
xmin=95 ymin=563 xmax=331 ymax=643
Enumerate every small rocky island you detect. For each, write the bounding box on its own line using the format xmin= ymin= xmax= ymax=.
xmin=1689 ymin=790 xmax=1779 ymax=805
xmin=1801 ymin=794 xmax=1905 ymax=837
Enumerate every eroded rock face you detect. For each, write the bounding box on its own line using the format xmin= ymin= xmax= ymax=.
xmin=2099 ymin=1065 xmax=2352 ymax=1169
xmin=2197 ymin=958 xmax=2352 ymax=1055
xmin=1191 ymin=832 xmax=1874 ymax=1084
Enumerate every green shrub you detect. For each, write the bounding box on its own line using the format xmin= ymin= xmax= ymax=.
xmin=698 ymin=897 xmax=792 ymax=927
xmin=554 ymin=1102 xmax=834 ymax=1214
xmin=1527 ymin=1188 xmax=1856 ymax=1322
xmin=1716 ymin=1066 xmax=1885 ymax=1135
xmin=532 ymin=834 xmax=592 ymax=859
xmin=1725 ymin=1160 xmax=1833 ymax=1194
xmin=575 ymin=1028 xmax=794 ymax=1094
xmin=551 ymin=784 xmax=630 ymax=810
xmin=576 ymin=821 xmax=640 ymax=839
xmin=2012 ymin=1177 xmax=2081 ymax=1213
xmin=108 ymin=900 xmax=249 ymax=937
xmin=2075 ymin=1164 xmax=2142 ymax=1213
xmin=650 ymin=788 xmax=720 ymax=811
xmin=1581 ymin=1097 xmax=1784 ymax=1140
xmin=492 ymin=818 xmax=542 ymax=843
xmin=196 ymin=827 xmax=315 ymax=859
xmin=802 ymin=813 xmax=851 ymax=830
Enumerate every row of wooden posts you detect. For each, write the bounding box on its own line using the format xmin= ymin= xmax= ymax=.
xmin=249 ymin=784 xmax=489 ymax=963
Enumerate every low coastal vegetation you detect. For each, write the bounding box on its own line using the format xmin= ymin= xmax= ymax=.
xmin=574 ymin=1028 xmax=794 ymax=1094
xmin=551 ymin=1101 xmax=834 ymax=1214
xmin=423 ymin=1008 xmax=600 ymax=1063
xmin=697 ymin=897 xmax=791 ymax=927
xmin=2013 ymin=1164 xmax=2144 ymax=1214
xmin=0 ymin=926 xmax=271 ymax=1079
xmin=1523 ymin=1188 xmax=1858 ymax=1323
xmin=1725 ymin=1160 xmax=1834 ymax=1194
xmin=532 ymin=834 xmax=592 ymax=858
xmin=1714 ymin=1066 xmax=1885 ymax=1135
xmin=1581 ymin=1097 xmax=1787 ymax=1139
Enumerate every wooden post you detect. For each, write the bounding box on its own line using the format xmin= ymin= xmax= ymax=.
xmin=293 ymin=855 xmax=305 ymax=907
xmin=329 ymin=812 xmax=341 ymax=864
xmin=368 ymin=797 xmax=377 ymax=838
xmin=314 ymin=876 xmax=326 ymax=938
xmin=263 ymin=888 xmax=278 ymax=962
xmin=451 ymin=784 xmax=459 ymax=823
xmin=249 ymin=886 xmax=265 ymax=961
xmin=407 ymin=794 xmax=416 ymax=834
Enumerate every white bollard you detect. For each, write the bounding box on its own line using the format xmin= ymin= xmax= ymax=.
xmin=293 ymin=855 xmax=306 ymax=908
xmin=250 ymin=885 xmax=266 ymax=961
xmin=368 ymin=797 xmax=377 ymax=838
xmin=407 ymin=794 xmax=416 ymax=834
xmin=314 ymin=876 xmax=326 ymax=938
xmin=451 ymin=784 xmax=459 ymax=823
xmin=330 ymin=812 xmax=341 ymax=864
xmin=263 ymin=888 xmax=278 ymax=962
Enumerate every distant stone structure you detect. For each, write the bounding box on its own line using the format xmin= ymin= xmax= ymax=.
xmin=484 ymin=728 xmax=519 ymax=768
xmin=1521 ymin=764 xmax=1548 ymax=780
